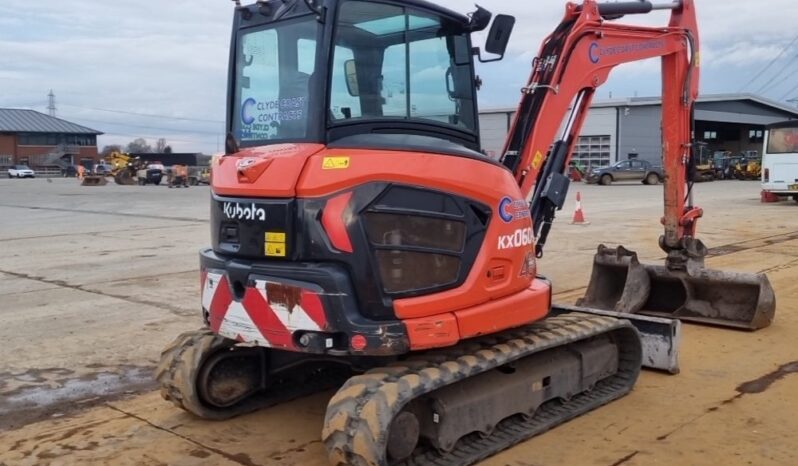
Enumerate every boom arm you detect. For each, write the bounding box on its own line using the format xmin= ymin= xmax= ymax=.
xmin=501 ymin=0 xmax=700 ymax=265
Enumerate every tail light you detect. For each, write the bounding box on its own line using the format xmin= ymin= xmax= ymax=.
xmin=364 ymin=213 xmax=466 ymax=294
xmin=764 ymin=168 xmax=770 ymax=183
xmin=321 ymin=192 xmax=354 ymax=253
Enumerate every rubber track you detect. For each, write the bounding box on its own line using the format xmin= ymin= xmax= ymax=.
xmin=322 ymin=313 xmax=642 ymax=466
xmin=156 ymin=328 xmax=349 ymax=420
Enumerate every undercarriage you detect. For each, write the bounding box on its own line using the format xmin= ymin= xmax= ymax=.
xmin=158 ymin=313 xmax=641 ymax=466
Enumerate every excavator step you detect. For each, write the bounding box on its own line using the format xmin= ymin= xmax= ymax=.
xmin=322 ymin=313 xmax=642 ymax=466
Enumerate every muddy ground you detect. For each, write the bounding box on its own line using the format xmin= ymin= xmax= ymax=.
xmin=0 ymin=178 xmax=796 ymax=466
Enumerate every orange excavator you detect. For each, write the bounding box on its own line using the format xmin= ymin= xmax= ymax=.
xmin=157 ymin=1 xmax=775 ymax=464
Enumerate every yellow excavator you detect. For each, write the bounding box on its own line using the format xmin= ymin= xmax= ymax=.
xmin=81 ymin=151 xmax=149 ymax=186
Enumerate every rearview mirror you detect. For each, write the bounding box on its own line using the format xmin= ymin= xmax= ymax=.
xmin=344 ymin=60 xmax=359 ymax=97
xmin=479 ymin=14 xmax=515 ymax=63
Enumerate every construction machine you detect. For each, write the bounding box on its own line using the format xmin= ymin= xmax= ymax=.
xmin=81 ymin=151 xmax=143 ymax=186
xmin=733 ymin=151 xmax=762 ymax=180
xmin=157 ymin=1 xmax=775 ymax=465
xmin=105 ymin=151 xmax=143 ymax=185
xmin=692 ymin=142 xmax=715 ymax=182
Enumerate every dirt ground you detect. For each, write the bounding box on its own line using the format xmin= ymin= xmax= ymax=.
xmin=0 ymin=177 xmax=796 ymax=466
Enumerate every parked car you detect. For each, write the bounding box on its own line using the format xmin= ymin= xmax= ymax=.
xmin=585 ymin=159 xmax=663 ymax=186
xmin=8 ymin=165 xmax=36 ymax=178
xmin=93 ymin=164 xmax=113 ymax=176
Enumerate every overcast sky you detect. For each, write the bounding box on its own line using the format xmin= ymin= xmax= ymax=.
xmin=1 ymin=0 xmax=797 ymax=153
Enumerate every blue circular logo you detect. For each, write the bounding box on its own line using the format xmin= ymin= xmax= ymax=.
xmin=241 ymin=98 xmax=256 ymax=125
xmin=499 ymin=197 xmax=514 ymax=223
xmin=589 ymin=42 xmax=600 ymax=64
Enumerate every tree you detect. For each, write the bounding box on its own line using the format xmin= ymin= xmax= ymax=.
xmin=155 ymin=138 xmax=168 ymax=153
xmin=164 ymin=145 xmax=173 ymax=154
xmin=100 ymin=144 xmax=123 ymax=158
xmin=126 ymin=138 xmax=152 ymax=154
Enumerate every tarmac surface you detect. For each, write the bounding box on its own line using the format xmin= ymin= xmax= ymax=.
xmin=0 ymin=177 xmax=796 ymax=466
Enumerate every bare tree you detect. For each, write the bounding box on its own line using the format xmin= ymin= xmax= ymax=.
xmin=126 ymin=138 xmax=152 ymax=154
xmin=155 ymin=138 xmax=168 ymax=153
xmin=100 ymin=144 xmax=123 ymax=157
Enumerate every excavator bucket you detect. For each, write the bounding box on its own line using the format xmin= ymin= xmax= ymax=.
xmin=114 ymin=170 xmax=136 ymax=185
xmin=81 ymin=175 xmax=108 ymax=187
xmin=579 ymin=245 xmax=775 ymax=331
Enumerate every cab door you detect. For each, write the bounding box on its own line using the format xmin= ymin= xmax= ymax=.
xmin=629 ymin=160 xmax=647 ymax=181
xmin=613 ymin=160 xmax=633 ymax=180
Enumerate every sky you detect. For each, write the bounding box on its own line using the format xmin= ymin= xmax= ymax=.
xmin=1 ymin=0 xmax=797 ymax=154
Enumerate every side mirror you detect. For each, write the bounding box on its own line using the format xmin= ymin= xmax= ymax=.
xmin=485 ymin=15 xmax=515 ymax=57
xmin=477 ymin=14 xmax=515 ymax=63
xmin=344 ymin=60 xmax=359 ymax=97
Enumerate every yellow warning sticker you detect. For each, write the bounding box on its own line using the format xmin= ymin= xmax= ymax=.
xmin=322 ymin=156 xmax=350 ymax=170
xmin=265 ymin=232 xmax=286 ymax=243
xmin=265 ymin=232 xmax=287 ymax=257
xmin=531 ymin=151 xmax=545 ymax=170
xmin=265 ymin=242 xmax=286 ymax=257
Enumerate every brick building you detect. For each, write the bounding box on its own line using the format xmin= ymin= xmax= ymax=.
xmin=0 ymin=109 xmax=103 ymax=168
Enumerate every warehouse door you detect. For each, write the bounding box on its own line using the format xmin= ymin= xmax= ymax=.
xmin=572 ymin=135 xmax=611 ymax=169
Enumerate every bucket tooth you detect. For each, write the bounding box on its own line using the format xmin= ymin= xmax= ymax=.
xmin=579 ymin=245 xmax=776 ymax=331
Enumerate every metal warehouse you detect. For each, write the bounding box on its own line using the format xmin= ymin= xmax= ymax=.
xmin=480 ymin=94 xmax=798 ymax=167
xmin=0 ymin=109 xmax=103 ymax=170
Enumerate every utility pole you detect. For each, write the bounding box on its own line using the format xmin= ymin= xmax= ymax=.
xmin=47 ymin=90 xmax=57 ymax=117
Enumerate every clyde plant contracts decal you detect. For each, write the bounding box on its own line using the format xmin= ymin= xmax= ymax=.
xmin=223 ymin=202 xmax=267 ymax=222
xmin=499 ymin=197 xmax=532 ymax=223
xmin=589 ymin=39 xmax=665 ymax=64
xmin=498 ymin=227 xmax=534 ymax=250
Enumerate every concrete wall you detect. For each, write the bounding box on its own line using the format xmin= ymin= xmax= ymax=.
xmin=480 ymin=107 xmax=619 ymax=162
xmin=479 ymin=111 xmax=513 ymax=159
xmin=617 ymin=105 xmax=662 ymax=164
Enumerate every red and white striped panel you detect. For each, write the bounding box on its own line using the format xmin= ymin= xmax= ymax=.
xmin=201 ymin=269 xmax=328 ymax=350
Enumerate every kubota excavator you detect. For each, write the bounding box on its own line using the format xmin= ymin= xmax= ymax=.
xmin=157 ymin=1 xmax=776 ymax=464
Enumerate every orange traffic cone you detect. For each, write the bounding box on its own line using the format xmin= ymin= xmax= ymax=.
xmin=571 ymin=191 xmax=590 ymax=225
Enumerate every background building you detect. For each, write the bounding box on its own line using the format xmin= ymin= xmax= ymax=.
xmin=0 ymin=109 xmax=103 ymax=169
xmin=480 ymin=93 xmax=798 ymax=167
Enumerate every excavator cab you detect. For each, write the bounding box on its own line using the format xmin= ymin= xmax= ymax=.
xmin=226 ymin=0 xmax=512 ymax=154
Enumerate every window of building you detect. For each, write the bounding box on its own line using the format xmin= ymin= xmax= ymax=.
xmin=703 ymin=131 xmax=718 ymax=141
xmin=572 ymin=135 xmax=611 ymax=168
xmin=0 ymin=155 xmax=12 ymax=166
xmin=749 ymin=129 xmax=764 ymax=143
xmin=17 ymin=133 xmax=96 ymax=146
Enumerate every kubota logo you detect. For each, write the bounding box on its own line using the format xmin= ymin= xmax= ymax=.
xmin=223 ymin=202 xmax=266 ymax=221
